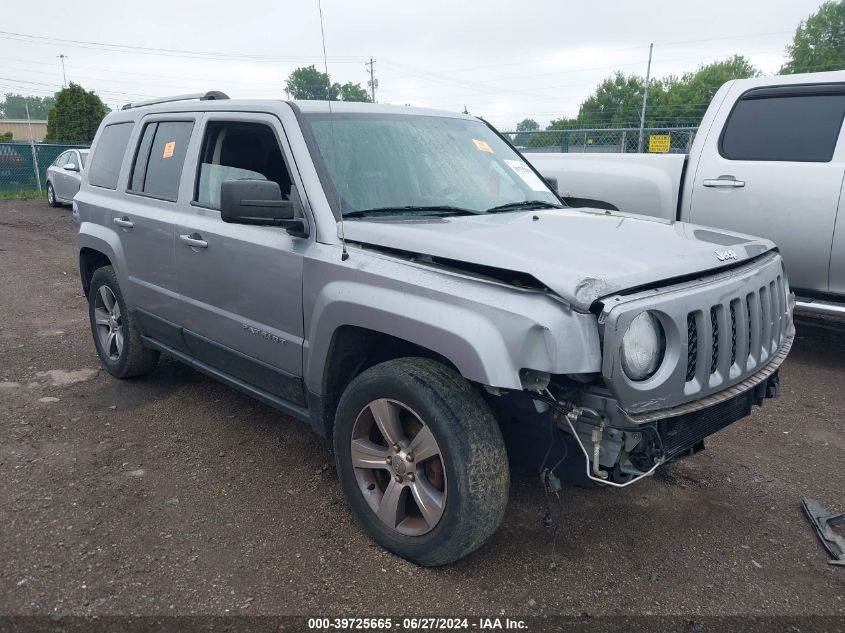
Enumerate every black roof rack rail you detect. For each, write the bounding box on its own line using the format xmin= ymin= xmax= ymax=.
xmin=121 ymin=91 xmax=229 ymax=111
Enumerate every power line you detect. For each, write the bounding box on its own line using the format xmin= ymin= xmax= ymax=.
xmin=0 ymin=30 xmax=366 ymax=63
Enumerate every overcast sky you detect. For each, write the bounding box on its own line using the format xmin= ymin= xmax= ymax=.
xmin=0 ymin=0 xmax=829 ymax=129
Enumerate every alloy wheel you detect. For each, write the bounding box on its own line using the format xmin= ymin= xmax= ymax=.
xmin=350 ymin=398 xmax=447 ymax=536
xmin=93 ymin=285 xmax=124 ymax=361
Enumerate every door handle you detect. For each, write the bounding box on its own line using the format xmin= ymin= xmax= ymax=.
xmin=113 ymin=216 xmax=134 ymax=228
xmin=179 ymin=233 xmax=208 ymax=249
xmin=703 ymin=176 xmax=745 ymax=188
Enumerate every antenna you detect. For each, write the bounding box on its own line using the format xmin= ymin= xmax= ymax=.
xmin=317 ymin=0 xmax=349 ymax=262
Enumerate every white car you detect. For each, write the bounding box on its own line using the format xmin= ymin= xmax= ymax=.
xmin=46 ymin=148 xmax=89 ymax=207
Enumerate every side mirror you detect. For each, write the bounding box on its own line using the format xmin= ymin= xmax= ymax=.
xmin=544 ymin=176 xmax=558 ymax=192
xmin=63 ymin=163 xmax=79 ymax=172
xmin=220 ymin=179 xmax=305 ymax=234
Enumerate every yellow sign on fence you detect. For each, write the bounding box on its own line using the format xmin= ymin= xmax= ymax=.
xmin=648 ymin=134 xmax=671 ymax=153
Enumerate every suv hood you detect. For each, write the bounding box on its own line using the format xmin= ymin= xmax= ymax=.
xmin=341 ymin=208 xmax=776 ymax=311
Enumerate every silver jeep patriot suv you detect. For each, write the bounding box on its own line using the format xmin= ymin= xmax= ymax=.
xmin=75 ymin=92 xmax=794 ymax=566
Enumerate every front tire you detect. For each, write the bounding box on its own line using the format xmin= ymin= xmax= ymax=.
xmin=88 ymin=266 xmax=159 ymax=378
xmin=334 ymin=357 xmax=509 ymax=566
xmin=46 ymin=182 xmax=59 ymax=207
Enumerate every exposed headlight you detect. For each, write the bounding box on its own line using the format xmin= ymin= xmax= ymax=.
xmin=620 ymin=311 xmax=665 ymax=381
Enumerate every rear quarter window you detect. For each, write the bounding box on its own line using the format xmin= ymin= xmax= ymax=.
xmin=88 ymin=122 xmax=134 ymax=189
xmin=720 ymin=89 xmax=845 ymax=162
xmin=129 ymin=120 xmax=194 ymax=201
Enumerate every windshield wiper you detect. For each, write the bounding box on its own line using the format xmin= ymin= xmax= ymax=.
xmin=486 ymin=200 xmax=564 ymax=213
xmin=343 ymin=205 xmax=484 ymax=218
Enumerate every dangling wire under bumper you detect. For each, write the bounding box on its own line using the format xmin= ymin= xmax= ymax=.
xmin=530 ymin=391 xmax=664 ymax=489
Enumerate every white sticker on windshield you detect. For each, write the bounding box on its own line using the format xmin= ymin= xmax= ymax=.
xmin=504 ymin=159 xmax=548 ymax=192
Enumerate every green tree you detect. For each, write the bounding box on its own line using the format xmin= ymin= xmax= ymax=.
xmin=514 ymin=118 xmax=540 ymax=145
xmin=285 ymin=65 xmax=371 ymax=101
xmin=576 ymin=72 xmax=652 ymax=127
xmin=286 ymin=65 xmax=336 ymax=100
xmin=337 ymin=81 xmax=371 ymax=102
xmin=0 ymin=131 xmax=12 ymax=141
xmin=45 ymin=83 xmax=108 ymax=143
xmin=782 ymin=0 xmax=845 ymax=73
xmin=0 ymin=94 xmax=56 ymax=119
xmin=654 ymin=56 xmax=758 ymax=125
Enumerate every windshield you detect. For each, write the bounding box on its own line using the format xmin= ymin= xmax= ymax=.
xmin=79 ymin=151 xmax=89 ymax=167
xmin=300 ymin=113 xmax=560 ymax=217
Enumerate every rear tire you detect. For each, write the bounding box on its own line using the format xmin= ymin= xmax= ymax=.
xmin=46 ymin=182 xmax=59 ymax=208
xmin=88 ymin=266 xmax=159 ymax=378
xmin=334 ymin=357 xmax=509 ymax=566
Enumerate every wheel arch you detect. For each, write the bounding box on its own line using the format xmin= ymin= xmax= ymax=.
xmin=77 ymin=226 xmax=126 ymax=298
xmin=79 ymin=248 xmax=112 ymax=298
xmin=309 ymin=325 xmax=464 ymax=438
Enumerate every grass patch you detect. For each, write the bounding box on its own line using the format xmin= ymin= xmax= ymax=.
xmin=0 ymin=188 xmax=46 ymax=201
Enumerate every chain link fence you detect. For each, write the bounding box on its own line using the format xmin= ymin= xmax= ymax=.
xmin=505 ymin=126 xmax=698 ymax=154
xmin=0 ymin=142 xmax=89 ymax=193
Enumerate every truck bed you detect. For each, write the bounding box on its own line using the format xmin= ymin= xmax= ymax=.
xmin=527 ymin=152 xmax=686 ymax=221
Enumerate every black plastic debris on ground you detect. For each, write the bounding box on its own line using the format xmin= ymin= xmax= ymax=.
xmin=802 ymin=498 xmax=845 ymax=566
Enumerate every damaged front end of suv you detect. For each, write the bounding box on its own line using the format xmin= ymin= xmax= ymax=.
xmin=495 ymin=250 xmax=794 ymax=488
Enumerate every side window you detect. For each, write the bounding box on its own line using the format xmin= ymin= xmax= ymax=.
xmin=129 ymin=120 xmax=194 ymax=201
xmin=194 ymin=121 xmax=293 ymax=209
xmin=720 ymin=91 xmax=845 ymax=162
xmin=53 ymin=151 xmax=68 ymax=167
xmin=66 ymin=152 xmax=79 ymax=169
xmin=88 ymin=122 xmax=134 ymax=189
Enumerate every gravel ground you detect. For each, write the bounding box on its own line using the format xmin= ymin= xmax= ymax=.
xmin=0 ymin=199 xmax=843 ymax=618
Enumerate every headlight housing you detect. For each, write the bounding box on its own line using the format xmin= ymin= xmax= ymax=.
xmin=620 ymin=311 xmax=665 ymax=381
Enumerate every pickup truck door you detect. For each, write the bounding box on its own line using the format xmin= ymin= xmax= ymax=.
xmin=174 ymin=112 xmax=307 ymax=406
xmin=688 ymin=83 xmax=845 ymax=295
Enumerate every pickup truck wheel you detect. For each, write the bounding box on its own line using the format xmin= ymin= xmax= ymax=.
xmin=88 ymin=266 xmax=159 ymax=378
xmin=334 ymin=357 xmax=509 ymax=566
xmin=46 ymin=182 xmax=59 ymax=208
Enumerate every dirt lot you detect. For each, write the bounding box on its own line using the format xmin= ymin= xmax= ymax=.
xmin=0 ymin=198 xmax=843 ymax=618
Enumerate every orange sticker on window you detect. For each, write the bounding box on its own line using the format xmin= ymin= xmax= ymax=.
xmin=162 ymin=141 xmax=175 ymax=159
xmin=472 ymin=138 xmax=493 ymax=153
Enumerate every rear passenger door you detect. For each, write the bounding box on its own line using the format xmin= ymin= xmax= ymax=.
xmin=119 ymin=116 xmax=197 ymax=348
xmin=174 ymin=113 xmax=307 ymax=406
xmin=689 ymin=84 xmax=845 ymax=294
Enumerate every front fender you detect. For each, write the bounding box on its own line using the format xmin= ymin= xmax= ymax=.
xmin=303 ymin=249 xmax=602 ymax=394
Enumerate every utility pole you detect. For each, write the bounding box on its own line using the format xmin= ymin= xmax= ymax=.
xmin=365 ymin=57 xmax=377 ymax=102
xmin=25 ymin=102 xmax=42 ymax=193
xmin=637 ymin=43 xmax=653 ymax=153
xmin=57 ymin=54 xmax=68 ymax=88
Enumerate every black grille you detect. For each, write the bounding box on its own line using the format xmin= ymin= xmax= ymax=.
xmin=730 ymin=302 xmax=738 ymax=366
xmin=710 ymin=307 xmax=719 ymax=374
xmin=746 ymin=294 xmax=753 ymax=361
xmin=686 ymin=313 xmax=697 ymax=382
xmin=657 ymin=391 xmax=754 ymax=461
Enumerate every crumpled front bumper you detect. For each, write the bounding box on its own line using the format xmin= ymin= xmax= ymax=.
xmin=563 ymin=334 xmax=793 ymax=485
